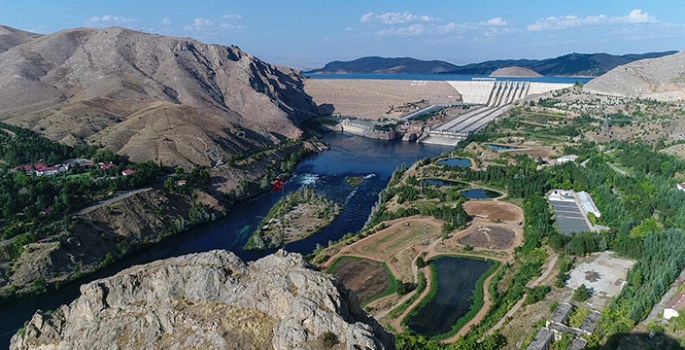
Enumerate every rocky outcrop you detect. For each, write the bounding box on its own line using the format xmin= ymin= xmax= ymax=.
xmin=584 ymin=50 xmax=685 ymax=101
xmin=11 ymin=250 xmax=394 ymax=350
xmin=490 ymin=66 xmax=541 ymax=77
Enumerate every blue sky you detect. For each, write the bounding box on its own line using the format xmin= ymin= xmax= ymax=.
xmin=1 ymin=1 xmax=683 ymax=69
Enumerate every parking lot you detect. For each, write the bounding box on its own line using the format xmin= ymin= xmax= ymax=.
xmin=550 ymin=200 xmax=591 ymax=235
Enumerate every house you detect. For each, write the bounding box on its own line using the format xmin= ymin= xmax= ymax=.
xmin=677 ymin=183 xmax=685 ymax=193
xmin=121 ymin=169 xmax=137 ymax=176
xmin=101 ymin=162 xmax=119 ymax=170
xmin=35 ymin=166 xmax=62 ymax=176
xmin=664 ymin=289 xmax=685 ymax=320
xmin=526 ymin=328 xmax=554 ymax=350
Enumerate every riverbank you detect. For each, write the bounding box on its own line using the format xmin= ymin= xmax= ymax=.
xmin=0 ymin=139 xmax=326 ymax=305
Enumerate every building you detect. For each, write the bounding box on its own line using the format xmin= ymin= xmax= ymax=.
xmin=579 ymin=310 xmax=602 ymax=335
xmin=664 ymin=289 xmax=685 ymax=320
xmin=567 ymin=338 xmax=588 ymax=350
xmin=556 ymin=155 xmax=579 ymax=165
xmin=121 ymin=169 xmax=137 ymax=176
xmin=677 ymin=183 xmax=685 ymax=193
xmin=526 ymin=328 xmax=554 ymax=350
xmin=577 ymin=191 xmax=601 ymax=218
xmin=551 ymin=302 xmax=573 ymax=325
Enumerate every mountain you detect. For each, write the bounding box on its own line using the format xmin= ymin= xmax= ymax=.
xmin=308 ymin=51 xmax=678 ymax=77
xmin=11 ymin=250 xmax=395 ymax=350
xmin=0 ymin=26 xmax=317 ymax=168
xmin=490 ymin=66 xmax=541 ymax=77
xmin=584 ymin=50 xmax=685 ymax=101
xmin=307 ymin=56 xmax=459 ymax=74
xmin=0 ymin=25 xmax=41 ymax=53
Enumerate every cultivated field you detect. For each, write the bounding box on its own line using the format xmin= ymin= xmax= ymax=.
xmin=329 ymin=257 xmax=392 ymax=305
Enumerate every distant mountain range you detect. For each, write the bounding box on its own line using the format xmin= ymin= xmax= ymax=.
xmin=307 ymin=51 xmax=678 ymax=77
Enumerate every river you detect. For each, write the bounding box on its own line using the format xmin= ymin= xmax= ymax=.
xmin=0 ymin=132 xmax=448 ymax=347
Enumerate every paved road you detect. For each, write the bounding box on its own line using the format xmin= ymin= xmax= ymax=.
xmin=607 ymin=162 xmax=629 ymax=177
xmin=72 ymin=187 xmax=152 ymax=215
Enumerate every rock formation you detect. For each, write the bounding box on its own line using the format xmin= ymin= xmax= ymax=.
xmin=0 ymin=26 xmax=318 ymax=168
xmin=584 ymin=50 xmax=685 ymax=101
xmin=10 ymin=250 xmax=394 ymax=350
xmin=490 ymin=66 xmax=541 ymax=77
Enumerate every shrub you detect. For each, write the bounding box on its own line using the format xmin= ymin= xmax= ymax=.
xmin=572 ymin=284 xmax=590 ymax=302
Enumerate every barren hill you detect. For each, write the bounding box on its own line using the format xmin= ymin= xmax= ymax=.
xmin=0 ymin=25 xmax=41 ymax=53
xmin=584 ymin=50 xmax=685 ymax=101
xmin=490 ymin=66 xmax=541 ymax=77
xmin=0 ymin=26 xmax=317 ymax=168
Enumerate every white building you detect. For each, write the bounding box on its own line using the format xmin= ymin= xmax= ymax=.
xmin=577 ymin=191 xmax=601 ymax=218
xmin=677 ymin=183 xmax=685 ymax=193
xmin=556 ymin=155 xmax=578 ymax=165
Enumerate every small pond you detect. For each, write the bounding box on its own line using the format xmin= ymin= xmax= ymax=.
xmin=406 ymin=257 xmax=493 ymax=337
xmin=420 ymin=179 xmax=468 ymax=188
xmin=461 ymin=188 xmax=502 ymax=199
xmin=437 ymin=158 xmax=471 ymax=167
xmin=461 ymin=189 xmax=501 ymax=199
xmin=487 ymin=144 xmax=518 ymax=151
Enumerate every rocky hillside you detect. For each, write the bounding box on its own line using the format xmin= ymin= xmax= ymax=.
xmin=490 ymin=66 xmax=541 ymax=77
xmin=0 ymin=26 xmax=317 ymax=168
xmin=584 ymin=50 xmax=685 ymax=101
xmin=0 ymin=25 xmax=41 ymax=53
xmin=11 ymin=250 xmax=395 ymax=350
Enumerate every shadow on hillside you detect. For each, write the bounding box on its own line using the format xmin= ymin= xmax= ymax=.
xmin=585 ymin=332 xmax=684 ymax=350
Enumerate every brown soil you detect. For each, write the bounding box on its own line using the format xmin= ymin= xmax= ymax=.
xmin=458 ymin=226 xmax=516 ymax=250
xmin=329 ymin=257 xmax=392 ymax=305
xmin=463 ymin=200 xmax=523 ymax=223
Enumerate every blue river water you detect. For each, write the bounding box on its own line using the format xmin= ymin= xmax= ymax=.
xmin=308 ymin=73 xmax=593 ymax=84
xmin=0 ymin=132 xmax=449 ymax=347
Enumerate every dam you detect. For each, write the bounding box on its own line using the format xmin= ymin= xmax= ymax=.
xmin=304 ymin=77 xmax=575 ymax=146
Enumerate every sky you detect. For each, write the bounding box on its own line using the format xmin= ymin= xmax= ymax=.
xmin=1 ymin=1 xmax=684 ymax=69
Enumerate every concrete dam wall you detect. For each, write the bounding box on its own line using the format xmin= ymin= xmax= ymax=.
xmin=447 ymin=80 xmax=573 ymax=105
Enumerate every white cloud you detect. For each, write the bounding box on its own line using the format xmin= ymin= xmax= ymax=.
xmin=528 ymin=9 xmax=656 ymax=31
xmin=435 ymin=22 xmax=469 ymax=34
xmin=223 ymin=14 xmax=242 ymax=19
xmin=481 ymin=17 xmax=508 ymax=27
xmin=378 ymin=24 xmax=425 ymax=36
xmin=161 ymin=17 xmax=171 ymax=26
xmin=360 ymin=12 xmax=434 ymax=24
xmin=87 ymin=15 xmax=138 ymax=25
xmin=360 ymin=12 xmax=374 ymax=23
xmin=183 ymin=17 xmax=243 ymax=35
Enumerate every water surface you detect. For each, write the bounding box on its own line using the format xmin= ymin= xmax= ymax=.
xmin=407 ymin=256 xmax=493 ymax=337
xmin=437 ymin=158 xmax=471 ymax=167
xmin=0 ymin=133 xmax=446 ymax=347
xmin=461 ymin=189 xmax=501 ymax=199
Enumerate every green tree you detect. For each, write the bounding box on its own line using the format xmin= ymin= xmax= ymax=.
xmin=572 ymin=284 xmax=590 ymax=302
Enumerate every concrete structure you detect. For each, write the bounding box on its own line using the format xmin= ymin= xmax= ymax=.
xmin=527 ymin=328 xmax=554 ymax=350
xmin=447 ymin=80 xmax=573 ymax=105
xmin=552 ymin=302 xmax=573 ymax=325
xmin=577 ymin=191 xmax=601 ymax=218
xmin=567 ymin=338 xmax=588 ymax=350
xmin=566 ymin=251 xmax=635 ymax=301
xmin=579 ymin=310 xmax=602 ymax=335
